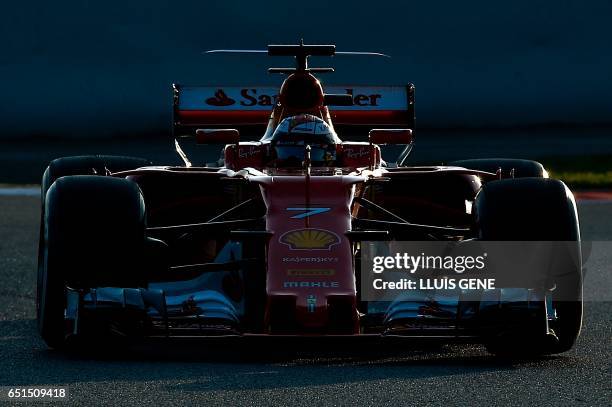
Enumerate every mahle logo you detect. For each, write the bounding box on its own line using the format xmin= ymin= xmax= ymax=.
xmin=279 ymin=229 xmax=340 ymax=250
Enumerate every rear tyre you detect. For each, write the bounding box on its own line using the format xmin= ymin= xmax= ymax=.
xmin=474 ymin=178 xmax=582 ymax=356
xmin=37 ymin=176 xmax=147 ymax=349
xmin=449 ymin=158 xmax=547 ymax=178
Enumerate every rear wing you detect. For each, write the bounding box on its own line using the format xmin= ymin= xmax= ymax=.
xmin=173 ymin=84 xmax=415 ymax=140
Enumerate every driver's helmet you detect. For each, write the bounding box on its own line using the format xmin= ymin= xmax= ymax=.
xmin=268 ymin=114 xmax=339 ymax=167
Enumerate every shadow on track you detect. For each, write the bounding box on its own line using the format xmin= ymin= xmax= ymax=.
xmin=0 ymin=319 xmax=579 ymax=392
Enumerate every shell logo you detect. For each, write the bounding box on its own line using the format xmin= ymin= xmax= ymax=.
xmin=279 ymin=228 xmax=341 ymax=250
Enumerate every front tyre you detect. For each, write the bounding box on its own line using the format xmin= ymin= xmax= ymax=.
xmin=474 ymin=178 xmax=582 ymax=356
xmin=37 ymin=176 xmax=147 ymax=349
xmin=449 ymin=158 xmax=548 ymax=178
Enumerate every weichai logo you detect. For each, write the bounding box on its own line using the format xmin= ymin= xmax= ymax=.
xmin=279 ymin=229 xmax=340 ymax=250
xmin=287 ymin=269 xmax=336 ymax=277
xmin=283 ymin=281 xmax=339 ymax=288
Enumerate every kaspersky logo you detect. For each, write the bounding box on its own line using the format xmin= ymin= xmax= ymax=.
xmin=279 ymin=228 xmax=340 ymax=250
xmin=206 ymin=89 xmax=235 ymax=106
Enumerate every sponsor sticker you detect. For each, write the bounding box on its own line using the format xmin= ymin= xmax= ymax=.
xmin=307 ymin=295 xmax=317 ymax=313
xmin=205 ymin=89 xmax=236 ymax=106
xmin=283 ymin=281 xmax=340 ymax=288
xmin=286 ymin=207 xmax=331 ymax=219
xmin=287 ymin=269 xmax=336 ymax=277
xmin=343 ymin=147 xmax=371 ymax=159
xmin=279 ymin=228 xmax=341 ymax=250
xmin=179 ymin=86 xmax=409 ymax=111
xmin=282 ymin=257 xmax=339 ymax=263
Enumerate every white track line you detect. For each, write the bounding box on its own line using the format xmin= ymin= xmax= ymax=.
xmin=0 ymin=187 xmax=40 ymax=196
xmin=578 ymin=199 xmax=612 ymax=205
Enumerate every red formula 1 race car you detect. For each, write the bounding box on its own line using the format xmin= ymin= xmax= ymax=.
xmin=37 ymin=43 xmax=582 ymax=356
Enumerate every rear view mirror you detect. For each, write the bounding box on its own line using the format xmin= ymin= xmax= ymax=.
xmin=323 ymin=94 xmax=354 ymax=106
xmin=195 ymin=129 xmax=240 ymax=144
xmin=368 ymin=129 xmax=413 ymax=145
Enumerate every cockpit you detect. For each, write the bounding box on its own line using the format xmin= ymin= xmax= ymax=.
xmin=264 ymin=114 xmax=340 ymax=167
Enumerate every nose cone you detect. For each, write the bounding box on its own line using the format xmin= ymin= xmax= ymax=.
xmin=260 ymin=176 xmax=358 ymax=334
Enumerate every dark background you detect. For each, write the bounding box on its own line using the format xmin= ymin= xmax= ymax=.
xmin=2 ymin=0 xmax=611 ymax=139
xmin=0 ymin=4 xmax=610 ymax=405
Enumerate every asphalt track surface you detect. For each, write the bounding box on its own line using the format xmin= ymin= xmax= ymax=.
xmin=0 ymin=195 xmax=610 ymax=406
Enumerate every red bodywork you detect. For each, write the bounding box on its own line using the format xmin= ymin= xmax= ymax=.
xmin=114 ymin=69 xmax=484 ymax=335
xmin=41 ymin=44 xmax=572 ymax=351
xmin=256 ymin=175 xmax=360 ymax=333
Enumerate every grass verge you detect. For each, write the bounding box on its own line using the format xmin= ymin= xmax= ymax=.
xmin=539 ymin=155 xmax=612 ymax=189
